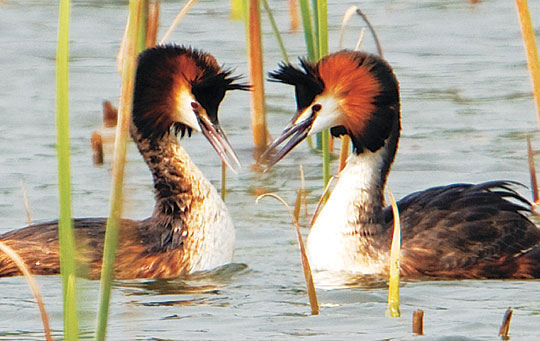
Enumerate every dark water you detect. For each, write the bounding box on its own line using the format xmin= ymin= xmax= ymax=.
xmin=1 ymin=0 xmax=540 ymax=339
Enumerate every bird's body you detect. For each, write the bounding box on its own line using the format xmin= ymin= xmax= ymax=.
xmin=263 ymin=50 xmax=540 ymax=279
xmin=0 ymin=45 xmax=247 ymax=279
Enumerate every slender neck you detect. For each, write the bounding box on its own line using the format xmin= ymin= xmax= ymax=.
xmin=128 ymin=124 xmax=235 ymax=271
xmin=339 ymin=147 xmax=389 ymax=226
xmin=342 ymin=120 xmax=399 ymax=227
xmin=307 ymin=135 xmax=396 ymax=271
xmin=131 ymin=126 xmax=204 ymax=226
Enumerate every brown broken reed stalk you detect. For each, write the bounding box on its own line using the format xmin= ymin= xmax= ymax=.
xmin=256 ymin=193 xmax=319 ymax=315
xmin=498 ymin=307 xmax=513 ymax=339
xmin=221 ymin=161 xmax=227 ymax=201
xmin=91 ymin=101 xmax=119 ymax=165
xmin=91 ymin=133 xmax=105 ymax=165
xmin=412 ymin=309 xmax=424 ymax=335
xmin=0 ymin=241 xmax=52 ymax=341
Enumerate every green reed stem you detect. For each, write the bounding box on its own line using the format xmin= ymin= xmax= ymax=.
xmin=298 ymin=0 xmax=329 ymax=184
xmin=315 ymin=0 xmax=328 ymax=58
xmin=293 ymin=0 xmax=315 ymax=149
xmin=230 ymin=0 xmax=244 ymax=21
xmin=56 ymin=0 xmax=79 ymax=338
xmin=314 ymin=0 xmax=330 ymax=187
xmin=95 ymin=1 xmax=142 ymax=340
xmin=261 ymin=0 xmax=289 ymax=63
xmin=298 ymin=0 xmax=315 ymax=60
xmin=137 ymin=0 xmax=149 ymax=52
xmin=310 ymin=0 xmax=319 ymax=57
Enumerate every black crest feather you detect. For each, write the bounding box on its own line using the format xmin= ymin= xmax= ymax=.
xmin=192 ymin=69 xmax=250 ymax=124
xmin=268 ymin=58 xmax=324 ymax=111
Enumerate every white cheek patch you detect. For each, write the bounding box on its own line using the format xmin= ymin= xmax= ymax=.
xmin=174 ymin=89 xmax=201 ymax=132
xmin=302 ymin=95 xmax=343 ymax=136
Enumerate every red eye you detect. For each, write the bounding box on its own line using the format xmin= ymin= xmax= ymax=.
xmin=191 ymin=102 xmax=199 ymax=110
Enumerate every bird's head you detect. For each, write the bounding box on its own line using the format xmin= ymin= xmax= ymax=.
xmin=261 ymin=50 xmax=400 ymax=168
xmin=132 ymin=44 xmax=249 ymax=170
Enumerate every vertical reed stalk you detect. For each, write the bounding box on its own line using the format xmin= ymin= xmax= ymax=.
xmin=297 ymin=0 xmax=315 ymax=149
xmin=56 ymin=0 xmax=79 ymax=338
xmin=321 ymin=129 xmax=330 ymax=188
xmin=261 ymin=0 xmax=290 ymax=63
xmin=95 ymin=1 xmax=142 ymax=340
xmin=515 ymin=0 xmax=540 ymax=134
xmin=310 ymin=0 xmax=319 ymax=55
xmin=230 ymin=0 xmax=243 ymax=21
xmin=412 ymin=309 xmax=424 ymax=335
xmin=498 ymin=307 xmax=513 ymax=339
xmin=310 ymin=0 xmax=322 ymax=151
xmin=386 ymin=189 xmax=401 ymax=318
xmin=527 ymin=137 xmax=539 ymax=202
xmin=338 ymin=135 xmax=349 ymax=172
xmin=315 ymin=0 xmax=328 ymax=58
xmin=288 ymin=0 xmax=300 ymax=32
xmin=221 ymin=161 xmax=227 ymax=201
xmin=137 ymin=0 xmax=149 ymax=51
xmin=293 ymin=165 xmax=307 ymax=222
xmin=145 ymin=0 xmax=160 ymax=48
xmin=314 ymin=0 xmax=330 ymax=187
xmin=298 ymin=0 xmax=315 ymax=60
xmin=248 ymin=0 xmax=268 ymax=152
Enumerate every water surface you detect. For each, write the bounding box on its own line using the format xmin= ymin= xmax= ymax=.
xmin=1 ymin=0 xmax=540 ymax=339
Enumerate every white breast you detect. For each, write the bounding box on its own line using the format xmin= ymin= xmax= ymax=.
xmin=172 ymin=145 xmax=235 ymax=273
xmin=306 ymin=149 xmax=388 ymax=273
xmin=188 ymin=181 xmax=235 ymax=273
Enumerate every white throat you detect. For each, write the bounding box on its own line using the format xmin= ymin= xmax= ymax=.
xmin=306 ymin=148 xmax=389 ymax=273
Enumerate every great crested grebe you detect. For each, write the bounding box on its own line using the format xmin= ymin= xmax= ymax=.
xmin=262 ymin=50 xmax=540 ymax=279
xmin=0 ymin=44 xmax=248 ymax=279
